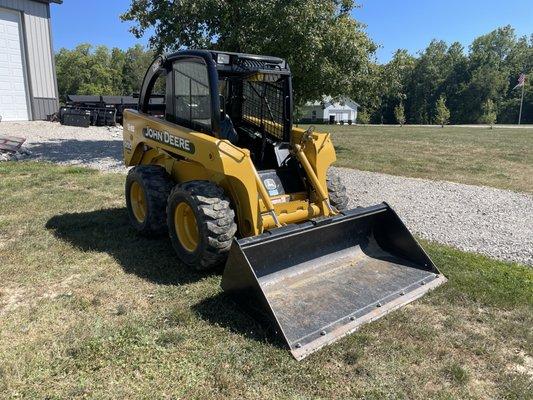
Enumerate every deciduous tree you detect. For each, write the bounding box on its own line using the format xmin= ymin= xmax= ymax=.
xmin=121 ymin=0 xmax=376 ymax=104
xmin=480 ymin=99 xmax=497 ymax=127
xmin=357 ymin=110 xmax=370 ymax=124
xmin=55 ymin=44 xmax=155 ymax=101
xmin=375 ymin=49 xmax=415 ymax=123
xmin=435 ymin=95 xmax=450 ymax=126
xmin=405 ymin=40 xmax=450 ymax=124
xmin=394 ymin=102 xmax=406 ymax=126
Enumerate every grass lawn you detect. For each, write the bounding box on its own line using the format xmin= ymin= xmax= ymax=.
xmin=1 ymin=162 xmax=532 ymax=399
xmin=302 ymin=125 xmax=533 ymax=193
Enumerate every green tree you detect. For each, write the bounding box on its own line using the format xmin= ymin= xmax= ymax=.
xmin=122 ymin=45 xmax=156 ymax=95
xmin=357 ymin=110 xmax=370 ymax=124
xmin=55 ymin=44 xmax=92 ymax=101
xmin=76 ymin=45 xmax=117 ymax=96
xmin=56 ymin=44 xmax=121 ymax=100
xmin=405 ymin=40 xmax=451 ymax=124
xmin=394 ymin=102 xmax=406 ymax=126
xmin=55 ymin=44 xmax=156 ymax=101
xmin=480 ymin=99 xmax=497 ymax=127
xmin=435 ymin=95 xmax=450 ymax=126
xmin=376 ymin=49 xmax=415 ymax=123
xmin=461 ymin=26 xmax=516 ymax=122
xmin=110 ymin=47 xmax=127 ymax=93
xmin=121 ymin=0 xmax=376 ymax=104
xmin=394 ymin=26 xmax=532 ymax=125
xmin=350 ymin=62 xmax=383 ymax=123
xmin=499 ymin=34 xmax=533 ymax=123
xmin=441 ymin=42 xmax=470 ymax=124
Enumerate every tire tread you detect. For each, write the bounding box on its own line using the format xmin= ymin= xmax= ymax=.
xmin=167 ymin=181 xmax=237 ymax=270
xmin=126 ymin=165 xmax=173 ymax=236
xmin=327 ymin=170 xmax=349 ymax=211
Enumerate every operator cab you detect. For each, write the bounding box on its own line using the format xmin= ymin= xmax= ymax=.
xmin=139 ymin=50 xmax=294 ymax=171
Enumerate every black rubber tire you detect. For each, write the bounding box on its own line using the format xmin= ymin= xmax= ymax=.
xmin=125 ymin=165 xmax=173 ymax=236
xmin=327 ymin=170 xmax=349 ymax=211
xmin=167 ymin=181 xmax=237 ymax=271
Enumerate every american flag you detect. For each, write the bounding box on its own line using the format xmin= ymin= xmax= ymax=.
xmin=513 ymin=73 xmax=526 ymax=90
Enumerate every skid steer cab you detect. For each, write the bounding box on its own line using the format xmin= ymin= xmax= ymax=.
xmin=122 ymin=50 xmax=446 ymax=360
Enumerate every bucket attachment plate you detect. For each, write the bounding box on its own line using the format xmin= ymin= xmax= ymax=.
xmin=221 ymin=203 xmax=446 ymax=360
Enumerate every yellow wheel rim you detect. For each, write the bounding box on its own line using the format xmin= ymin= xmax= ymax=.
xmin=174 ymin=202 xmax=199 ymax=252
xmin=130 ymin=181 xmax=148 ymax=223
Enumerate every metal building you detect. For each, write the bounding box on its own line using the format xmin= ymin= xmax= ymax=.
xmin=0 ymin=0 xmax=61 ymax=121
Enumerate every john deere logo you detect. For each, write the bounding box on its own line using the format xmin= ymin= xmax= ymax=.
xmin=143 ymin=127 xmax=195 ymax=154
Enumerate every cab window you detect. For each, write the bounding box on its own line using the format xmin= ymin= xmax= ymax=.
xmin=173 ymin=59 xmax=211 ymax=131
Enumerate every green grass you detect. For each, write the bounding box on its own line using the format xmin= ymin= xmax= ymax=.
xmin=1 ymin=162 xmax=532 ymax=399
xmin=302 ymin=125 xmax=533 ymax=193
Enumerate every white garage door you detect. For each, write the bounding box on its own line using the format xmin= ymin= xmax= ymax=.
xmin=0 ymin=9 xmax=29 ymax=121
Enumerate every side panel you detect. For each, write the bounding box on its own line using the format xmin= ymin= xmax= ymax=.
xmin=123 ymin=111 xmax=340 ymax=237
xmin=123 ymin=110 xmax=261 ymax=237
xmin=291 ymin=127 xmax=337 ymax=195
xmin=32 ymin=97 xmax=57 ymax=119
xmin=23 ymin=7 xmax=56 ymax=100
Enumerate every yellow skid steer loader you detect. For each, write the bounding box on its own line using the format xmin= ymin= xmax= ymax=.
xmin=123 ymin=50 xmax=446 ymax=360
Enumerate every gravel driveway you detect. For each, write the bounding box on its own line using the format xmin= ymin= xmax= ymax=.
xmin=2 ymin=121 xmax=532 ymax=266
xmin=2 ymin=121 xmax=125 ymax=172
xmin=337 ymin=167 xmax=532 ymax=266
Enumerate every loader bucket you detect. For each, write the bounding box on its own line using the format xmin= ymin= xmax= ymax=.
xmin=221 ymin=203 xmax=446 ymax=360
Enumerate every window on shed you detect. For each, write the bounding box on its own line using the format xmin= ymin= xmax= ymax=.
xmin=173 ymin=59 xmax=211 ymax=130
xmin=312 ymin=110 xmax=317 ymax=120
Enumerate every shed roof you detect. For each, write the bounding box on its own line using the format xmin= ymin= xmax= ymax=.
xmin=305 ymin=96 xmax=360 ymax=108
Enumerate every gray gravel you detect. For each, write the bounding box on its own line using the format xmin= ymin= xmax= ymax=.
xmin=335 ymin=167 xmax=533 ymax=266
xmin=2 ymin=121 xmax=532 ymax=265
xmin=1 ymin=121 xmax=125 ymax=172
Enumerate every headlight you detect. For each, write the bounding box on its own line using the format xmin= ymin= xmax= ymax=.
xmin=217 ymin=53 xmax=230 ymax=65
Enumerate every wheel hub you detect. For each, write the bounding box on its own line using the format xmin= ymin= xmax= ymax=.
xmin=130 ymin=181 xmax=147 ymax=223
xmin=175 ymin=202 xmax=200 ymax=252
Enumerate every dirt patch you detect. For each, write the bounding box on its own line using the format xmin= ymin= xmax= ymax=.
xmin=0 ymin=274 xmax=81 ymax=316
xmin=508 ymin=350 xmax=533 ymax=377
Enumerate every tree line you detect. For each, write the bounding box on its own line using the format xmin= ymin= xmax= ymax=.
xmin=55 ymin=0 xmax=532 ymax=125
xmin=55 ymin=44 xmax=155 ymax=101
xmin=359 ymin=26 xmax=532 ymax=125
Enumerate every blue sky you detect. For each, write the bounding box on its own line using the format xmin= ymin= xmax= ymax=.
xmin=51 ymin=0 xmax=532 ymax=64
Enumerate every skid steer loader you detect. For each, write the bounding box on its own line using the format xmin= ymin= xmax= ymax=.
xmin=123 ymin=50 xmax=446 ymax=360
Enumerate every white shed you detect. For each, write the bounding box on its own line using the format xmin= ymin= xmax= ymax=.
xmin=300 ymin=96 xmax=360 ymax=124
xmin=0 ymin=0 xmax=61 ymax=121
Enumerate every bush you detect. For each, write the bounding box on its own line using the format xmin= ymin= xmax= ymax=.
xmin=394 ymin=103 xmax=406 ymax=126
xmin=435 ymin=95 xmax=451 ymax=126
xmin=357 ymin=110 xmax=370 ymax=124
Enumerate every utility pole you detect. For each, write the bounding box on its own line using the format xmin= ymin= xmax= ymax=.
xmin=518 ymin=80 xmax=525 ymax=125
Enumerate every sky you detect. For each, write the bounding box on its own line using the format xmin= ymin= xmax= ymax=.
xmin=51 ymin=0 xmax=533 ymax=64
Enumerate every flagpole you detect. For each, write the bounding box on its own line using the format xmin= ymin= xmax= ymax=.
xmin=518 ymin=81 xmax=525 ymax=125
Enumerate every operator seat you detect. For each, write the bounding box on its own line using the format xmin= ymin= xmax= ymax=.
xmin=220 ymin=114 xmax=238 ymax=144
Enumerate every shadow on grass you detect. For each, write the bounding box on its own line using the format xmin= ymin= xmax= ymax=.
xmin=46 ymin=207 xmax=214 ymax=285
xmin=28 ymin=139 xmax=123 ymax=166
xmin=192 ymin=293 xmax=285 ymax=348
xmin=46 ymin=207 xmax=286 ymax=349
